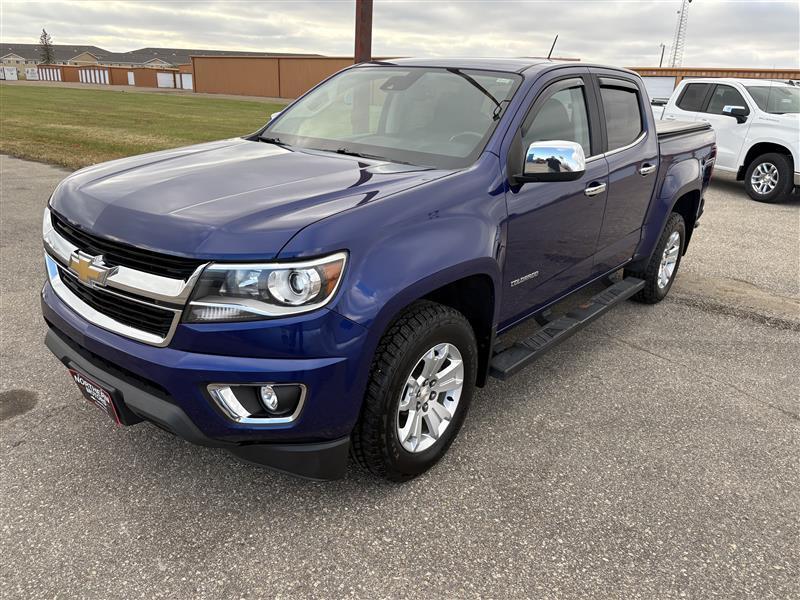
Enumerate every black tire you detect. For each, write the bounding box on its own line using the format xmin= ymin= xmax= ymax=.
xmin=351 ymin=300 xmax=477 ymax=481
xmin=625 ymin=212 xmax=685 ymax=304
xmin=744 ymin=152 xmax=794 ymax=204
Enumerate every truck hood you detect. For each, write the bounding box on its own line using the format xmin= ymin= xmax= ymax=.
xmin=50 ymin=138 xmax=448 ymax=259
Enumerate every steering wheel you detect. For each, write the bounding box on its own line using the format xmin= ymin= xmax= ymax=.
xmin=449 ymin=131 xmax=483 ymax=144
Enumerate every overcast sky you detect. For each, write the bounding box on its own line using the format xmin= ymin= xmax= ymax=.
xmin=2 ymin=0 xmax=798 ymax=68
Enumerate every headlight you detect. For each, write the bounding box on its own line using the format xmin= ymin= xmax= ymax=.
xmin=185 ymin=252 xmax=347 ymax=322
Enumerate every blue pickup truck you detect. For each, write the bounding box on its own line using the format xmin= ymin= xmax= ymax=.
xmin=42 ymin=59 xmax=716 ymax=481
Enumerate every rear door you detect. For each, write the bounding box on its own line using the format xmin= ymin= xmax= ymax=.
xmin=500 ymin=70 xmax=608 ymax=325
xmin=695 ymin=83 xmax=752 ymax=171
xmin=662 ymin=81 xmax=712 ymax=121
xmin=591 ymin=71 xmax=660 ymax=273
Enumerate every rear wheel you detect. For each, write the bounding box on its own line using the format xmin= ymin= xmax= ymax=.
xmin=351 ymin=301 xmax=477 ymax=481
xmin=625 ymin=212 xmax=685 ymax=304
xmin=744 ymin=152 xmax=793 ymax=203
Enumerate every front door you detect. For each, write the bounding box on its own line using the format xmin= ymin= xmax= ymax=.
xmin=501 ymin=72 xmax=608 ymax=326
xmin=696 ymin=83 xmax=752 ymax=171
xmin=127 ymin=71 xmax=135 ymax=86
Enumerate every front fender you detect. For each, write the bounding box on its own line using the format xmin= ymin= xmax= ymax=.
xmin=277 ymin=153 xmax=507 ymax=418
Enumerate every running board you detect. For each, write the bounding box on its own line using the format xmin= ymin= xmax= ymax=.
xmin=489 ymin=277 xmax=644 ymax=380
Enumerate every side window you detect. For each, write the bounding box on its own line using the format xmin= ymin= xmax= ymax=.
xmin=705 ymin=85 xmax=749 ymax=115
xmin=522 ymin=85 xmax=591 ymax=157
xmin=600 ymin=84 xmax=643 ymax=150
xmin=676 ymin=83 xmax=711 ymax=111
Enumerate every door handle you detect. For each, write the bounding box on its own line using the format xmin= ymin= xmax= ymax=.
xmin=584 ymin=182 xmax=607 ymax=197
xmin=664 ymin=116 xmax=676 ymax=120
xmin=639 ymin=163 xmax=657 ymax=176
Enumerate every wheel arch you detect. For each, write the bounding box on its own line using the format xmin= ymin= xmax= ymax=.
xmin=737 ymin=142 xmax=794 ymax=180
xmin=365 ymin=263 xmax=501 ymax=390
xmin=671 ymin=189 xmax=702 ymax=253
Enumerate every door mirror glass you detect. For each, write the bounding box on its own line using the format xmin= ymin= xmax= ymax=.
xmin=722 ymin=105 xmax=748 ymax=123
xmin=520 ymin=141 xmax=586 ymax=182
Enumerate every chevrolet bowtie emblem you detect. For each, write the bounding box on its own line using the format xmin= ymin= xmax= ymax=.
xmin=68 ymin=251 xmax=117 ymax=287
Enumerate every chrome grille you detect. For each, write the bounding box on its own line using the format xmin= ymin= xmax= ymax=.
xmin=43 ymin=208 xmax=205 ymax=346
xmin=58 ymin=266 xmax=176 ymax=338
xmin=52 ymin=212 xmax=204 ymax=279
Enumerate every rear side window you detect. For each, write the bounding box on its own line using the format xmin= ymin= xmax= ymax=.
xmin=705 ymin=84 xmax=749 ymax=115
xmin=600 ymin=85 xmax=643 ymax=150
xmin=676 ymin=83 xmax=710 ymax=111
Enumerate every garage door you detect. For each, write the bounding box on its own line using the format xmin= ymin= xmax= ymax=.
xmin=642 ymin=76 xmax=676 ymax=102
xmin=156 ymin=72 xmax=175 ymax=88
xmin=180 ymin=73 xmax=193 ymax=90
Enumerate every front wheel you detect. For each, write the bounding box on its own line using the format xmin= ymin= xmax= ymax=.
xmin=625 ymin=212 xmax=685 ymax=304
xmin=351 ymin=301 xmax=477 ymax=481
xmin=744 ymin=153 xmax=794 ymax=203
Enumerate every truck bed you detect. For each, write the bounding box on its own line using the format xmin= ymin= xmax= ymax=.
xmin=655 ymin=119 xmax=712 ymax=139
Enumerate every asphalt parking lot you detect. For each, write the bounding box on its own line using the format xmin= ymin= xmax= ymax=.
xmin=1 ymin=155 xmax=798 ymax=599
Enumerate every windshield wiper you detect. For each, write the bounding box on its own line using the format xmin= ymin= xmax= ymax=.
xmin=260 ymin=136 xmax=289 ymax=146
xmin=446 ymin=68 xmax=504 ymax=120
xmin=334 ymin=147 xmax=389 ymax=161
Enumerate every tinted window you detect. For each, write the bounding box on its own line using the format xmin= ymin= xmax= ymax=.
xmin=706 ymin=85 xmax=749 ymax=115
xmin=600 ymin=86 xmax=643 ymax=150
xmin=677 ymin=83 xmax=711 ymax=111
xmin=746 ymin=85 xmax=800 ymax=114
xmin=523 ymin=86 xmax=591 ymax=157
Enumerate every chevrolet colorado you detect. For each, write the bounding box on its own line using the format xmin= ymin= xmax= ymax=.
xmin=42 ymin=59 xmax=716 ymax=481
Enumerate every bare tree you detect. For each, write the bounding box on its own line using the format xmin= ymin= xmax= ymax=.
xmin=38 ymin=28 xmax=55 ymax=64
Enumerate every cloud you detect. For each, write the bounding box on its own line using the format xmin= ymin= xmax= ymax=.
xmin=2 ymin=0 xmax=797 ymax=68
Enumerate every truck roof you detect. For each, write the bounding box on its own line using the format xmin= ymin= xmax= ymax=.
xmin=364 ymin=57 xmax=552 ymax=73
xmin=361 ymin=58 xmax=640 ymax=79
xmin=677 ymin=77 xmax=795 ymax=87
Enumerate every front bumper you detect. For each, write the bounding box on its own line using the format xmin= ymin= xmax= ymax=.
xmin=42 ymin=280 xmax=372 ymax=480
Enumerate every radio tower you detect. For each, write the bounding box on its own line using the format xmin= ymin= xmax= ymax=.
xmin=668 ymin=0 xmax=692 ymax=67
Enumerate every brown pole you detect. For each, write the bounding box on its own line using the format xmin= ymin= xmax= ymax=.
xmin=354 ymin=0 xmax=373 ymax=64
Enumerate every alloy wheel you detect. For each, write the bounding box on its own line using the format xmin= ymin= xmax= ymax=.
xmin=658 ymin=231 xmax=681 ymax=289
xmin=396 ymin=342 xmax=464 ymax=453
xmin=750 ymin=162 xmax=779 ymax=195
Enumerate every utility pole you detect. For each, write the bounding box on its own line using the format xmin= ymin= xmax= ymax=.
xmin=354 ymin=0 xmax=373 ymax=64
xmin=658 ymin=43 xmax=666 ymax=68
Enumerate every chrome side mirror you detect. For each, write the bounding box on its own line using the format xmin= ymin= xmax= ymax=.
xmin=722 ymin=105 xmax=748 ymax=123
xmin=519 ymin=141 xmax=586 ymax=182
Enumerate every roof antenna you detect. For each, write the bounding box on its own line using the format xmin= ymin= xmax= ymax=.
xmin=547 ymin=34 xmax=559 ymax=60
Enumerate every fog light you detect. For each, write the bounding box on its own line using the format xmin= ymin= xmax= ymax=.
xmin=207 ymin=383 xmax=306 ymax=423
xmin=259 ymin=385 xmax=279 ymax=411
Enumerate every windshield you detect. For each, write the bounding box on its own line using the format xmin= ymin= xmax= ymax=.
xmin=263 ymin=66 xmax=522 ymax=169
xmin=746 ymin=85 xmax=800 ymax=114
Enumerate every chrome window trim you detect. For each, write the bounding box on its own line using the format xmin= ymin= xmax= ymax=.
xmin=207 ymin=383 xmax=307 ymax=425
xmin=45 ymin=254 xmax=180 ymax=347
xmin=603 ymin=131 xmax=647 ymax=158
xmin=583 ymin=131 xmax=647 ymax=164
xmin=43 ymin=208 xmax=207 ymax=304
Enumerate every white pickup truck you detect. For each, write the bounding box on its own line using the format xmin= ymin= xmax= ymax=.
xmin=657 ymin=78 xmax=799 ymax=203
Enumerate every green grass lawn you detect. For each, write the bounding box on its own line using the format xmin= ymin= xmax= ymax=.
xmin=0 ymin=84 xmax=285 ymax=170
